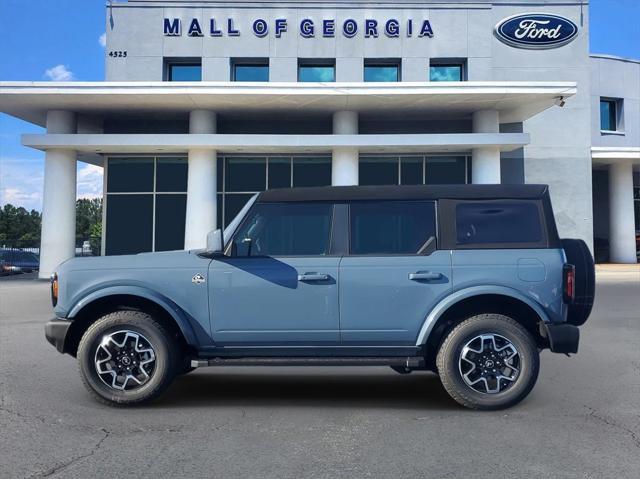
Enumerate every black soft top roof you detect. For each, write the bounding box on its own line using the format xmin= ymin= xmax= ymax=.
xmin=257 ymin=184 xmax=549 ymax=203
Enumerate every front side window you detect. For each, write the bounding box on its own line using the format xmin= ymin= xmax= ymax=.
xmin=232 ymin=60 xmax=269 ymax=81
xmin=166 ymin=62 xmax=202 ymax=81
xmin=456 ymin=201 xmax=543 ymax=246
xmin=600 ymin=98 xmax=619 ymax=131
xmin=350 ymin=201 xmax=436 ymax=255
xmin=430 ymin=62 xmax=464 ymax=82
xmin=364 ymin=61 xmax=400 ymax=82
xmin=232 ymin=203 xmax=333 ymax=257
xmin=298 ymin=60 xmax=335 ymax=82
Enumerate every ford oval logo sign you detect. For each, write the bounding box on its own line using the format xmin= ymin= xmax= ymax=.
xmin=494 ymin=13 xmax=578 ymax=49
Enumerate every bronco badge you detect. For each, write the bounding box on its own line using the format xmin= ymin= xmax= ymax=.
xmin=191 ymin=273 xmax=206 ymax=284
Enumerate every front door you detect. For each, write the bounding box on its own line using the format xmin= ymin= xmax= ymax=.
xmin=209 ymin=201 xmax=340 ymax=345
xmin=339 ymin=200 xmax=452 ymax=345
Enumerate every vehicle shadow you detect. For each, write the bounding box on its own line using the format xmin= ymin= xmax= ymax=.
xmin=156 ymin=369 xmax=458 ymax=411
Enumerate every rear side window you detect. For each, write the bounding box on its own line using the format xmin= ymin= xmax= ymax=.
xmin=350 ymin=201 xmax=436 ymax=255
xmin=455 ymin=201 xmax=543 ymax=246
xmin=232 ymin=202 xmax=333 ymax=257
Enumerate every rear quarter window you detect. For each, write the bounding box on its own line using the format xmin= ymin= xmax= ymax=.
xmin=455 ymin=201 xmax=544 ymax=247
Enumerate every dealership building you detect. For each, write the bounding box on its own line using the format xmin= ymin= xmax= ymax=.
xmin=0 ymin=0 xmax=638 ymax=278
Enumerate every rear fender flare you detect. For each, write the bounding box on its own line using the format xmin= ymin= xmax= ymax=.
xmin=415 ymin=285 xmax=551 ymax=346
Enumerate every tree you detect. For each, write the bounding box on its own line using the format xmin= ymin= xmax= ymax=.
xmin=0 ymin=204 xmax=42 ymax=245
xmin=75 ymin=198 xmax=103 ymax=253
xmin=0 ymin=199 xmax=102 ymax=253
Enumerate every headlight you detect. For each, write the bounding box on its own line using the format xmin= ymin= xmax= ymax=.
xmin=50 ymin=273 xmax=58 ymax=307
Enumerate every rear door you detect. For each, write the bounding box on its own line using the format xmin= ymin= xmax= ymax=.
xmin=339 ymin=200 xmax=452 ymax=345
xmin=209 ymin=201 xmax=341 ymax=345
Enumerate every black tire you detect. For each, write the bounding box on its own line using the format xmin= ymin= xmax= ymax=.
xmin=77 ymin=310 xmax=180 ymax=406
xmin=436 ymin=314 xmax=540 ymax=410
xmin=561 ymin=238 xmax=595 ymax=326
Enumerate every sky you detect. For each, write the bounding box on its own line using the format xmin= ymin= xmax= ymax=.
xmin=1 ymin=0 xmax=639 ymax=212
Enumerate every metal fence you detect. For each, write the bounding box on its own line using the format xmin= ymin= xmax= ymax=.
xmin=0 ymin=237 xmax=102 ymax=260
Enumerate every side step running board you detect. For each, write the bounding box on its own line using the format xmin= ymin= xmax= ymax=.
xmin=191 ymin=356 xmax=424 ymax=368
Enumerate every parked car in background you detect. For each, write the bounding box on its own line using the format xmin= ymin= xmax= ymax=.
xmin=45 ymin=185 xmax=595 ymax=410
xmin=0 ymin=249 xmax=40 ymax=274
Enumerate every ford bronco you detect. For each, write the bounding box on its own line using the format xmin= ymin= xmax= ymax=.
xmin=45 ymin=184 xmax=595 ymax=409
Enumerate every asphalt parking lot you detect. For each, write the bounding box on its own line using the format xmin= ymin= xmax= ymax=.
xmin=1 ymin=275 xmax=639 ymax=479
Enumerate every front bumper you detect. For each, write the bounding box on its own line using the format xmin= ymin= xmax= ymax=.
xmin=544 ymin=323 xmax=580 ymax=354
xmin=45 ymin=318 xmax=72 ymax=354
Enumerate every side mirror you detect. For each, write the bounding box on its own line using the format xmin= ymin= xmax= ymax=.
xmin=206 ymin=229 xmax=224 ymax=254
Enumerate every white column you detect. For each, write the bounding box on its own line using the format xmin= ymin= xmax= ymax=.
xmin=472 ymin=110 xmax=501 ymax=184
xmin=184 ymin=110 xmax=217 ymax=250
xmin=39 ymin=111 xmax=77 ymax=278
xmin=332 ymin=111 xmax=359 ymax=186
xmin=608 ymin=161 xmax=637 ymax=263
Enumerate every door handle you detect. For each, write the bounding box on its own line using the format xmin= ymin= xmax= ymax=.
xmin=298 ymin=273 xmax=329 ymax=282
xmin=409 ymin=271 xmax=443 ymax=281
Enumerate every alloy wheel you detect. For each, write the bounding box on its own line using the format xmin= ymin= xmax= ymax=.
xmin=94 ymin=330 xmax=157 ymax=391
xmin=458 ymin=333 xmax=521 ymax=394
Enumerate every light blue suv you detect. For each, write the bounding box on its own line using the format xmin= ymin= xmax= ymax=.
xmin=45 ymin=184 xmax=594 ymax=409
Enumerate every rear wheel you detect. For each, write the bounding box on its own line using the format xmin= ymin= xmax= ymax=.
xmin=77 ymin=310 xmax=179 ymax=406
xmin=436 ymin=314 xmax=539 ymax=410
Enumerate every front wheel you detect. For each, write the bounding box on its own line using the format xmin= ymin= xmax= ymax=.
xmin=436 ymin=314 xmax=539 ymax=410
xmin=77 ymin=310 xmax=179 ymax=406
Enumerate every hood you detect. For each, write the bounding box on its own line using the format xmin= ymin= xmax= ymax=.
xmin=56 ymin=249 xmax=201 ymax=274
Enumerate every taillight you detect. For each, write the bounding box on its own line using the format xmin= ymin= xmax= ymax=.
xmin=563 ymin=264 xmax=575 ymax=303
xmin=50 ymin=273 xmax=58 ymax=307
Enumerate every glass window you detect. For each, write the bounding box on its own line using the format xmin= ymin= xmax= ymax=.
xmin=634 ymin=187 xmax=640 ymax=232
xmin=298 ymin=62 xmax=335 ymax=82
xmin=167 ymin=63 xmax=202 ymax=81
xmin=456 ymin=202 xmax=543 ymax=245
xmin=359 ymin=157 xmax=398 ymax=186
xmin=106 ymin=195 xmax=153 ymax=255
xmin=155 ymin=194 xmax=187 ymax=251
xmin=232 ymin=203 xmax=333 ymax=257
xmin=107 ymin=158 xmax=154 ymax=193
xmin=226 ymin=157 xmax=266 ymax=192
xmin=430 ymin=64 xmax=463 ymax=82
xmin=293 ymin=157 xmax=331 ymax=187
xmin=233 ymin=62 xmax=269 ymax=81
xmin=156 ymin=157 xmax=188 ymax=192
xmin=350 ymin=201 xmax=436 ymax=255
xmin=268 ymin=157 xmax=291 ymax=189
xmin=400 ymin=157 xmax=423 ymax=185
xmin=217 ymin=157 xmax=224 ymax=192
xmin=600 ymin=99 xmax=618 ymax=131
xmin=426 ymin=157 xmax=467 ymax=184
xmin=224 ymin=194 xmax=255 ymax=228
xmin=364 ymin=63 xmax=399 ymax=82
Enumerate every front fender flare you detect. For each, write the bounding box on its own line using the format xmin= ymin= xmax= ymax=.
xmin=67 ymin=285 xmax=198 ymax=346
xmin=415 ymin=285 xmax=551 ymax=346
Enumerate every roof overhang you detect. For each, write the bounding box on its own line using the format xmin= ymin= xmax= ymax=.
xmin=0 ymin=81 xmax=577 ymax=126
xmin=592 ymin=147 xmax=640 ymax=167
xmin=22 ymin=132 xmax=530 ymax=155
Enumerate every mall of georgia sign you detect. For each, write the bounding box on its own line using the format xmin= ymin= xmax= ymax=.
xmin=163 ymin=17 xmax=434 ymax=39
xmin=494 ymin=13 xmax=578 ymax=49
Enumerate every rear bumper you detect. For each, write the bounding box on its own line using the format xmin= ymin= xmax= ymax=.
xmin=45 ymin=318 xmax=72 ymax=354
xmin=544 ymin=323 xmax=580 ymax=354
